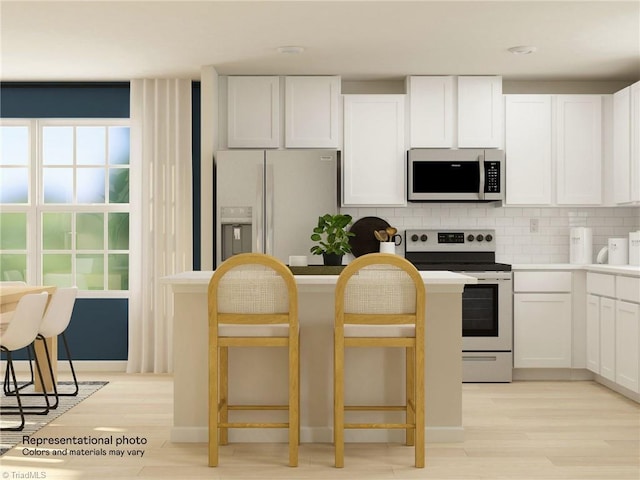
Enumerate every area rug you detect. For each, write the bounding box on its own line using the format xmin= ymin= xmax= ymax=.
xmin=0 ymin=381 xmax=108 ymax=455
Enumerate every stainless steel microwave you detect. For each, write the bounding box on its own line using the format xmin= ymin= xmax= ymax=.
xmin=407 ymin=149 xmax=505 ymax=202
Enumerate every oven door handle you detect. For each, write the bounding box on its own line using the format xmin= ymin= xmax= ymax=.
xmin=478 ymin=153 xmax=485 ymax=201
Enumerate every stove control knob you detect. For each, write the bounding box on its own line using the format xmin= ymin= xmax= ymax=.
xmin=420 ymin=234 xmax=428 ymax=242
xmin=467 ymin=234 xmax=475 ymax=242
xmin=411 ymin=234 xmax=419 ymax=242
xmin=485 ymin=234 xmax=493 ymax=242
xmin=476 ymin=234 xmax=484 ymax=242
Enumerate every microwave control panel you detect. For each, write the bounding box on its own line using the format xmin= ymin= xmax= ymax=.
xmin=485 ymin=162 xmax=500 ymax=193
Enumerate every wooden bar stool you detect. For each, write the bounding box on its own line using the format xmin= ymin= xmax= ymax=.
xmin=334 ymin=253 xmax=425 ymax=468
xmin=208 ymin=253 xmax=299 ymax=467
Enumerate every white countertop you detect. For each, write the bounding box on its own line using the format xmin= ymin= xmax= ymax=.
xmin=512 ymin=263 xmax=640 ymax=277
xmin=162 ymin=270 xmax=478 ymax=286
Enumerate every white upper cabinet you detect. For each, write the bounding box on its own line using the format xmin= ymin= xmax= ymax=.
xmin=284 ymin=76 xmax=341 ymax=148
xmin=556 ymin=95 xmax=602 ymax=205
xmin=407 ymin=76 xmax=455 ymax=147
xmin=457 ymin=76 xmax=503 ymax=148
xmin=407 ymin=75 xmax=502 ymax=148
xmin=613 ymin=81 xmax=640 ymax=205
xmin=504 ymin=95 xmax=552 ymax=205
xmin=342 ymin=95 xmax=406 ymax=206
xmin=227 ymin=76 xmax=280 ymax=148
xmin=505 ymin=94 xmax=604 ymax=206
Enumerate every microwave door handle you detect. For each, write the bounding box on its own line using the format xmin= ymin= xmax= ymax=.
xmin=478 ymin=153 xmax=486 ymax=200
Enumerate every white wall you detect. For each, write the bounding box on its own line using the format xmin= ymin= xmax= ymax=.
xmin=340 ymin=204 xmax=640 ymax=264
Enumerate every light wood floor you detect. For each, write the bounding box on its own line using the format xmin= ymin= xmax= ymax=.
xmin=1 ymin=373 xmax=638 ymax=479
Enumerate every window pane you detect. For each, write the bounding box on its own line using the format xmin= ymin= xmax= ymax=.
xmin=108 ymin=213 xmax=129 ymax=250
xmin=77 ymin=212 xmax=104 ymax=250
xmin=0 ymin=213 xmax=27 ymax=249
xmin=109 ymin=127 xmax=130 ymax=165
xmin=77 ymin=126 xmax=106 ymax=165
xmin=42 ymin=254 xmax=72 ymax=287
xmin=0 ymin=168 xmax=28 ymax=203
xmin=109 ymin=168 xmax=129 ymax=203
xmin=0 ymin=254 xmax=26 ymax=282
xmin=43 ymin=126 xmax=73 ymax=165
xmin=108 ymin=254 xmax=128 ymax=290
xmin=0 ymin=126 xmax=29 ymax=166
xmin=77 ymin=168 xmax=105 ymax=203
xmin=77 ymin=254 xmax=104 ymax=290
xmin=43 ymin=168 xmax=73 ymax=203
xmin=42 ymin=212 xmax=72 ymax=250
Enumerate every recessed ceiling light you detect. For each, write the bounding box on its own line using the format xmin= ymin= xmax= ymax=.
xmin=277 ymin=46 xmax=305 ymax=55
xmin=508 ymin=45 xmax=537 ymax=55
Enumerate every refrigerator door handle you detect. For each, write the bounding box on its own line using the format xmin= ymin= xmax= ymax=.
xmin=255 ymin=163 xmax=264 ymax=253
xmin=265 ymin=163 xmax=274 ymax=255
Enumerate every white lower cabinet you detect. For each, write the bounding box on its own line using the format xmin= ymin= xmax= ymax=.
xmin=615 ymin=300 xmax=640 ymax=392
xmin=513 ymin=271 xmax=572 ymax=368
xmin=514 ymin=293 xmax=572 ymax=368
xmin=599 ymin=296 xmax=616 ymax=381
xmin=586 ymin=272 xmax=640 ymax=395
xmin=586 ymin=294 xmax=600 ymax=373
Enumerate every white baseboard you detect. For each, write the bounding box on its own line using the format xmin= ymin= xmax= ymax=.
xmin=0 ymin=360 xmax=127 ymax=373
xmin=169 ymin=426 xmax=464 ymax=444
xmin=593 ymin=374 xmax=640 ymax=403
xmin=513 ymin=368 xmax=593 ymax=381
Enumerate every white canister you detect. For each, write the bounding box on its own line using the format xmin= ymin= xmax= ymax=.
xmin=379 ymin=242 xmax=396 ymax=254
xmin=608 ymin=237 xmax=629 ymax=265
xmin=569 ymin=227 xmax=593 ymax=265
xmin=629 ymin=231 xmax=640 ymax=266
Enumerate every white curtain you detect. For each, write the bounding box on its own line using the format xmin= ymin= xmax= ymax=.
xmin=128 ymin=79 xmax=193 ymax=373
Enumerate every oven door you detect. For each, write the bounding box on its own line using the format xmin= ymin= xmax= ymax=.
xmin=461 ymin=272 xmax=512 ymax=352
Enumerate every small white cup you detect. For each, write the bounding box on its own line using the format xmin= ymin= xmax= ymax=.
xmin=289 ymin=255 xmax=308 ymax=267
xmin=379 ymin=242 xmax=396 ymax=254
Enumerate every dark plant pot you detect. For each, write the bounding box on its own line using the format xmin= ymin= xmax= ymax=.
xmin=322 ymin=253 xmax=343 ymax=266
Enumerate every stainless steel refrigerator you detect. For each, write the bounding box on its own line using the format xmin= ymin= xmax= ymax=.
xmin=215 ymin=149 xmax=338 ymax=266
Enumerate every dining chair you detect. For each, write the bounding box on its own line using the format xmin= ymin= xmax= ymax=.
xmin=4 ymin=287 xmax=79 ymax=408
xmin=0 ymin=292 xmax=50 ymax=431
xmin=208 ymin=253 xmax=299 ymax=467
xmin=334 ymin=253 xmax=425 ymax=468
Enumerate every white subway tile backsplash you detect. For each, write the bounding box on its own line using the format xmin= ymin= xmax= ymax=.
xmin=342 ymin=204 xmax=640 ymax=264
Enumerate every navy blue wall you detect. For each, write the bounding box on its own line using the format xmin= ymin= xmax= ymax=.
xmin=0 ymin=82 xmax=130 ymax=118
xmin=1 ymin=82 xmax=203 ymax=360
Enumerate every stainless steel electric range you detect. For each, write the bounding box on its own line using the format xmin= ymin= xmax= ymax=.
xmin=405 ymin=229 xmax=513 ymax=382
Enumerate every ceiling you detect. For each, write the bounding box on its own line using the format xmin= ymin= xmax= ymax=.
xmin=1 ymin=0 xmax=639 ymax=82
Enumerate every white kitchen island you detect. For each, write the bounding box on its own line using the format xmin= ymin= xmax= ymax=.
xmin=162 ymin=270 xmax=476 ymax=444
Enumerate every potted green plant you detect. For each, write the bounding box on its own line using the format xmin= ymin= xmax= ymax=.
xmin=310 ymin=213 xmax=355 ymax=266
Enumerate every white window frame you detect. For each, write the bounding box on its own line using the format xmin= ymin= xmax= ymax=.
xmin=1 ymin=118 xmax=132 ymax=299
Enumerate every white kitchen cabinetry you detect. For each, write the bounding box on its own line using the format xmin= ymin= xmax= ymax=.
xmin=613 ymin=81 xmax=640 ymax=205
xmin=227 ymin=76 xmax=280 ymax=148
xmin=599 ymin=296 xmax=616 ymax=381
xmin=407 ymin=76 xmax=454 ymax=147
xmin=504 ymin=94 xmax=603 ymax=206
xmin=615 ymin=275 xmax=640 ymax=392
xmin=616 ymin=300 xmax=640 ymax=391
xmin=556 ymin=95 xmax=602 ymax=205
xmin=504 ymin=95 xmax=552 ymax=204
xmin=586 ymin=272 xmax=640 ymax=394
xmin=514 ymin=272 xmax=572 ymax=368
xmin=284 ymin=76 xmax=341 ymax=148
xmin=457 ymin=76 xmax=502 ymax=148
xmin=342 ymin=94 xmax=406 ymax=206
xmin=586 ymin=294 xmax=600 ymax=373
xmin=407 ymin=75 xmax=501 ymax=148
